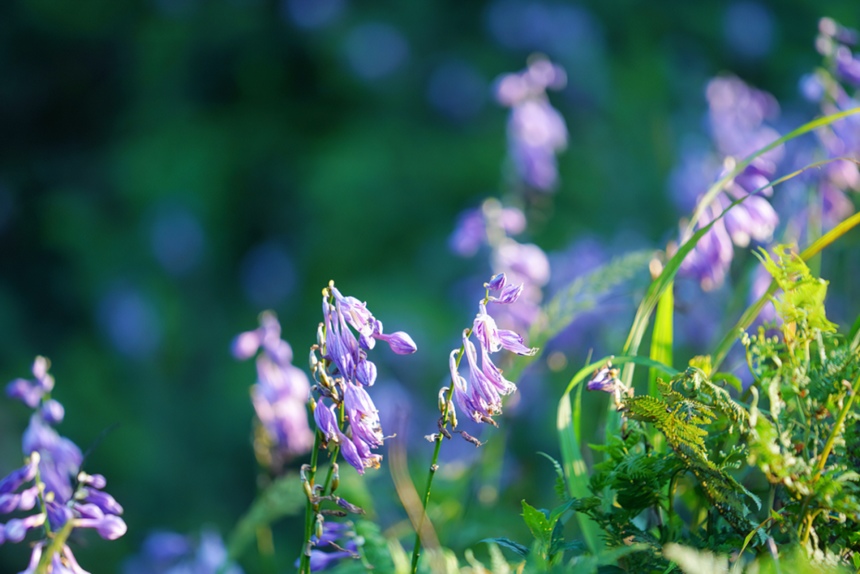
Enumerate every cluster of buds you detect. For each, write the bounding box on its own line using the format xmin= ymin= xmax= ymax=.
xmin=433 ymin=274 xmax=537 ymax=444
xmin=1 ymin=357 xmax=126 ymax=573
xmin=310 ymin=281 xmax=417 ymax=474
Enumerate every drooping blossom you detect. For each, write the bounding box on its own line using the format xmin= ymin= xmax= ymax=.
xmin=585 ymin=362 xmax=628 ymax=410
xmin=448 ymin=274 xmax=537 ymax=429
xmin=312 ymin=282 xmax=417 ymax=475
xmin=675 ymin=76 xmax=783 ymax=291
xmin=1 ymin=357 xmax=127 ymax=572
xmin=232 ymin=311 xmax=314 ymax=468
xmin=122 ymin=529 xmax=243 ymax=574
xmin=495 ymin=57 xmax=568 ymax=192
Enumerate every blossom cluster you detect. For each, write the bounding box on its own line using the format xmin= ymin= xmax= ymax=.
xmin=791 ymin=18 xmax=860 ymax=235
xmin=675 ymin=76 xmax=782 ymax=291
xmin=495 ymin=56 xmax=569 ymax=192
xmin=441 ymin=273 xmax=537 ymax=432
xmin=311 ymin=282 xmax=417 ymax=474
xmin=1 ymin=357 xmax=126 ymax=573
xmin=232 ymin=311 xmax=315 ymax=470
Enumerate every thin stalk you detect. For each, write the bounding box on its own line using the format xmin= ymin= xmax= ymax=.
xmin=298 ymin=431 xmax=322 ymax=574
xmin=814 ymin=371 xmax=860 ymax=480
xmin=797 ymin=371 xmax=860 ymax=545
xmin=410 ymin=345 xmax=467 ymax=574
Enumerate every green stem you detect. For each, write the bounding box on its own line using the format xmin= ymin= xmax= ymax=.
xmin=410 ymin=345 xmax=466 ymax=574
xmin=298 ymin=431 xmax=322 ymax=574
xmin=797 ymin=371 xmax=860 ymax=545
xmin=814 ymin=371 xmax=860 ymax=480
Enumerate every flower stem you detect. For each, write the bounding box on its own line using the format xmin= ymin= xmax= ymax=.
xmin=410 ymin=345 xmax=466 ymax=574
xmin=798 ymin=371 xmax=860 ymax=545
xmin=298 ymin=431 xmax=322 ymax=574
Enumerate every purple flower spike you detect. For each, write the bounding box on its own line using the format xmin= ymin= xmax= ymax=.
xmin=355 ymin=357 xmax=377 ymax=387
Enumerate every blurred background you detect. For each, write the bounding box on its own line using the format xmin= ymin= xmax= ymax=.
xmin=1 ymin=0 xmax=859 ymax=571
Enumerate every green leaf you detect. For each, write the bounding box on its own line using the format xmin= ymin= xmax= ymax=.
xmin=557 ymin=355 xmax=679 ymax=555
xmin=537 ymin=451 xmax=568 ymax=502
xmin=712 ymin=210 xmax=860 ymax=370
xmin=482 ymin=537 xmax=530 ymax=558
xmin=649 ymin=282 xmax=674 ymax=398
xmin=521 ymin=500 xmax=552 ymax=548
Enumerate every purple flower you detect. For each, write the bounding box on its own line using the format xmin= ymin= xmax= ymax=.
xmin=447 ymin=278 xmax=538 ymax=428
xmin=123 ymin=529 xmax=243 ymax=574
xmin=586 ymin=366 xmax=620 ymax=393
xmin=836 ymin=46 xmax=860 ymax=87
xmin=6 ymin=356 xmax=55 ymax=410
xmin=231 ymin=311 xmax=293 ymax=367
xmin=676 ymin=76 xmax=783 ymax=290
xmin=2 ymin=358 xmax=126 ymax=572
xmin=449 ymin=205 xmax=527 ymax=257
xmin=234 ymin=312 xmax=314 ymax=464
xmin=495 ymin=57 xmax=568 ymax=191
xmin=294 ymin=520 xmax=360 ymax=572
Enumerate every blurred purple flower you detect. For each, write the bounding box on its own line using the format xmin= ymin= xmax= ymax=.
xmin=496 ymin=57 xmax=568 ymax=191
xmin=677 ymin=76 xmax=783 ymax=290
xmin=123 ymin=529 xmax=242 ymax=574
xmin=233 ymin=311 xmax=314 ymax=466
xmin=2 ymin=359 xmax=126 ymax=571
xmin=294 ymin=520 xmax=360 ymax=572
xmin=449 ymin=204 xmax=526 ymax=257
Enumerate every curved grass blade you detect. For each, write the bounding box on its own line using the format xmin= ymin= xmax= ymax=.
xmin=619 ymin=141 xmax=860 ymax=390
xmin=649 ymin=283 xmax=674 ymax=398
xmin=506 ymin=250 xmax=654 ymax=382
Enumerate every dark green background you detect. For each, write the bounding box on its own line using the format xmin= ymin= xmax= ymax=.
xmin=0 ymin=0 xmax=857 ymax=571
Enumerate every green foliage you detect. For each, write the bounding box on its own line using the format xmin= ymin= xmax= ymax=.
xmin=224 ymin=473 xmax=305 ymax=562
xmin=551 ymin=245 xmax=860 ymax=573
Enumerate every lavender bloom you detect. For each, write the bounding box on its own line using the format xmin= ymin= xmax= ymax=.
xmin=676 ymin=76 xmax=783 ymax=290
xmin=2 ymin=358 xmax=126 ymax=572
xmin=123 ymin=529 xmax=243 ymax=574
xmin=448 ymin=275 xmax=537 ymax=428
xmin=312 ymin=282 xmax=417 ymax=475
xmin=495 ymin=57 xmax=568 ymax=191
xmin=449 ymin=204 xmax=527 ymax=257
xmin=835 ymin=46 xmax=860 ymax=87
xmin=585 ymin=363 xmax=628 ymax=410
xmin=6 ymin=356 xmax=56 ymax=410
xmin=233 ymin=311 xmax=314 ymax=465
